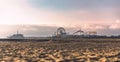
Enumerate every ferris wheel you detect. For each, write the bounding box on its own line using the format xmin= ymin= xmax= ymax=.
xmin=56 ymin=27 xmax=66 ymax=36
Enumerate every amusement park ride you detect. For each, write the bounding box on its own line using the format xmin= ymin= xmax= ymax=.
xmin=56 ymin=27 xmax=67 ymax=36
xmin=52 ymin=27 xmax=97 ymax=38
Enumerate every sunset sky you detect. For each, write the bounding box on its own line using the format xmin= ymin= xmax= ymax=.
xmin=0 ymin=0 xmax=120 ymax=37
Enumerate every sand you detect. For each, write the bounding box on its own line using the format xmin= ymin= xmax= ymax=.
xmin=0 ymin=40 xmax=120 ymax=62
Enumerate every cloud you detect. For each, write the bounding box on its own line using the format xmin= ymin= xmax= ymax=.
xmin=0 ymin=24 xmax=120 ymax=38
xmin=0 ymin=25 xmax=58 ymax=38
xmin=28 ymin=0 xmax=120 ymax=26
xmin=0 ymin=0 xmax=81 ymax=26
xmin=109 ymin=19 xmax=120 ymax=29
xmin=0 ymin=0 xmax=120 ymax=27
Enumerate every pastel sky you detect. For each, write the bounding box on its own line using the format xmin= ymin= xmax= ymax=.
xmin=0 ymin=0 xmax=120 ymax=37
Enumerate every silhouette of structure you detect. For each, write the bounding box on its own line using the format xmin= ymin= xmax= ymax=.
xmin=52 ymin=27 xmax=99 ymax=38
xmin=56 ymin=27 xmax=66 ymax=36
xmin=8 ymin=31 xmax=24 ymax=39
xmin=73 ymin=29 xmax=84 ymax=35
